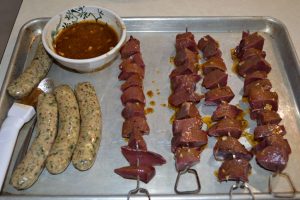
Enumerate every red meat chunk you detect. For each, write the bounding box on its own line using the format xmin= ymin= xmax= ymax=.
xmin=208 ymin=118 xmax=242 ymax=138
xmin=204 ymin=86 xmax=235 ymax=106
xmin=237 ymin=56 xmax=271 ymax=77
xmin=212 ymin=102 xmax=242 ymax=121
xmin=198 ymin=35 xmax=222 ymax=59
xmin=121 ymin=75 xmax=143 ymax=92
xmin=218 ymin=159 xmax=251 ymax=182
xmin=121 ymin=87 xmax=145 ymax=105
xmin=122 ymin=116 xmax=149 ymax=138
xmin=172 ymin=117 xmax=203 ymax=136
xmin=175 ymin=102 xmax=200 ymax=120
xmin=244 ymin=79 xmax=272 ymax=97
xmin=171 ymin=74 xmax=201 ymax=93
xmin=169 ymin=89 xmax=203 ymax=107
xmin=202 ymin=57 xmax=226 ymax=75
xmin=120 ymin=36 xmax=140 ymax=59
xmin=254 ymin=124 xmax=286 ymax=141
xmin=244 ymin=70 xmax=268 ymax=87
xmin=114 ymin=165 xmax=155 ymax=183
xmin=174 ymin=48 xmax=198 ymax=67
xmin=175 ymin=32 xmax=198 ymax=53
xmin=202 ymin=69 xmax=228 ymax=89
xmin=175 ymin=147 xmax=201 ymax=171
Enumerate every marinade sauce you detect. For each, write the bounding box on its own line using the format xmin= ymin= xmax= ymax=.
xmin=54 ymin=21 xmax=118 ymax=59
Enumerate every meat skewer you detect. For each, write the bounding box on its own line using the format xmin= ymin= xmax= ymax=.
xmin=169 ymin=31 xmax=207 ymax=194
xmin=233 ymin=31 xmax=296 ymax=197
xmin=115 ymin=36 xmax=166 ymax=197
xmin=198 ymin=35 xmax=254 ymax=198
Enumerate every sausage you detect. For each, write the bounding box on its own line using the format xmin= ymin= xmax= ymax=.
xmin=46 ymin=85 xmax=80 ymax=174
xmin=11 ymin=93 xmax=58 ymax=189
xmin=7 ymin=40 xmax=52 ymax=99
xmin=72 ymin=82 xmax=102 ymax=171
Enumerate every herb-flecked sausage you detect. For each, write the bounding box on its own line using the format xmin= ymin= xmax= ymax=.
xmin=46 ymin=85 xmax=80 ymax=174
xmin=11 ymin=93 xmax=58 ymax=189
xmin=72 ymin=82 xmax=102 ymax=171
xmin=7 ymin=40 xmax=52 ymax=99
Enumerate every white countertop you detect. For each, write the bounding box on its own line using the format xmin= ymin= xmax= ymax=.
xmin=0 ymin=0 xmax=300 ymax=88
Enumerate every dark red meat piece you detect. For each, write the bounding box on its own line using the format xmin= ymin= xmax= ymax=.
xmin=172 ymin=117 xmax=202 ymax=136
xmin=253 ymin=134 xmax=291 ymax=155
xmin=121 ymin=146 xmax=166 ymax=166
xmin=171 ymin=74 xmax=201 ymax=93
xmin=121 ymin=87 xmax=145 ymax=105
xmin=218 ymin=159 xmax=251 ymax=182
xmin=175 ymin=32 xmax=198 ymax=53
xmin=256 ymin=110 xmax=282 ymax=125
xmin=208 ymin=118 xmax=242 ymax=138
xmin=244 ymin=79 xmax=272 ymax=97
xmin=175 ymin=102 xmax=200 ymax=120
xmin=122 ymin=102 xmax=145 ymax=119
xmin=174 ymin=48 xmax=198 ymax=66
xmin=171 ymin=129 xmax=208 ymax=153
xmin=120 ymin=36 xmax=140 ymax=59
xmin=256 ymin=146 xmax=289 ymax=172
xmin=169 ymin=63 xmax=198 ymax=79
xmin=212 ymin=102 xmax=242 ymax=121
xmin=240 ymin=48 xmax=266 ymax=61
xmin=121 ymin=75 xmax=143 ymax=92
xmin=244 ymin=71 xmax=268 ymax=87
xmin=198 ymin=35 xmax=221 ymax=59
xmin=213 ymin=136 xmax=252 ymax=161
xmin=204 ymin=86 xmax=235 ymax=106
xmin=248 ymin=88 xmax=278 ymax=111
xmin=254 ymin=124 xmax=286 ymax=141
xmin=168 ymin=89 xmax=203 ymax=107
xmin=202 ymin=57 xmax=226 ymax=75
xmin=122 ymin=116 xmax=149 ymax=138
xmin=114 ymin=165 xmax=155 ymax=183
xmin=237 ymin=56 xmax=271 ymax=77
xmin=128 ymin=131 xmax=147 ymax=151
xmin=235 ymin=32 xmax=264 ymax=59
xmin=175 ymin=147 xmax=201 ymax=171
xmin=202 ymin=69 xmax=228 ymax=89
xmin=118 ymin=62 xmax=144 ymax=80
xmin=120 ymin=53 xmax=145 ymax=68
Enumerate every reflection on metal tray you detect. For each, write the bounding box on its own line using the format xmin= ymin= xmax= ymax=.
xmin=0 ymin=17 xmax=300 ymax=199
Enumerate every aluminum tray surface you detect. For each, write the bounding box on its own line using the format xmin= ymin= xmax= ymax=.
xmin=0 ymin=17 xmax=300 ymax=200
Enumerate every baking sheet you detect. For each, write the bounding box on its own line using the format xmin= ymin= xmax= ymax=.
xmin=0 ymin=17 xmax=300 ymax=199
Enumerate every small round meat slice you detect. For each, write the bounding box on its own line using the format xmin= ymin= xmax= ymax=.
xmin=213 ymin=136 xmax=252 ymax=161
xmin=218 ymin=159 xmax=251 ymax=182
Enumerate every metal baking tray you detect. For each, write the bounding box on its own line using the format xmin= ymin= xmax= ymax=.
xmin=0 ymin=17 xmax=300 ymax=199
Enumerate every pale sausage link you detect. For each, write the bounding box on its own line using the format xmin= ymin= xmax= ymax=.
xmin=46 ymin=85 xmax=80 ymax=174
xmin=72 ymin=82 xmax=102 ymax=171
xmin=11 ymin=93 xmax=58 ymax=189
xmin=7 ymin=40 xmax=52 ymax=99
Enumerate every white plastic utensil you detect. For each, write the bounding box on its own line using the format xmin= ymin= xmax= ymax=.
xmin=0 ymin=78 xmax=54 ymax=189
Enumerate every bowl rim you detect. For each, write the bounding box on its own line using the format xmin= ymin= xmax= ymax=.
xmin=42 ymin=5 xmax=126 ymax=64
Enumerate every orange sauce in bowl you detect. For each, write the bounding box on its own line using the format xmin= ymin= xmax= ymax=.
xmin=54 ymin=21 xmax=118 ymax=59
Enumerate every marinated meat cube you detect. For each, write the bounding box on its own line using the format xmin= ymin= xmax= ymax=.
xmin=237 ymin=56 xmax=271 ymax=77
xmin=256 ymin=146 xmax=289 ymax=172
xmin=120 ymin=53 xmax=145 ymax=69
xmin=248 ymin=88 xmax=278 ymax=111
xmin=174 ymin=48 xmax=198 ymax=66
xmin=121 ymin=87 xmax=145 ymax=105
xmin=254 ymin=124 xmax=286 ymax=141
xmin=114 ymin=165 xmax=155 ymax=183
xmin=244 ymin=79 xmax=272 ymax=97
xmin=202 ymin=57 xmax=226 ymax=75
xmin=172 ymin=117 xmax=202 ymax=136
xmin=121 ymin=146 xmax=166 ymax=166
xmin=169 ymin=63 xmax=198 ymax=79
xmin=204 ymin=86 xmax=235 ymax=106
xmin=121 ymin=75 xmax=143 ymax=92
xmin=171 ymin=74 xmax=201 ymax=93
xmin=171 ymin=129 xmax=208 ymax=153
xmin=256 ymin=110 xmax=282 ymax=125
xmin=128 ymin=131 xmax=147 ymax=151
xmin=122 ymin=116 xmax=149 ymax=138
xmin=122 ymin=102 xmax=145 ymax=119
xmin=208 ymin=118 xmax=242 ymax=138
xmin=253 ymin=134 xmax=291 ymax=155
xmin=120 ymin=36 xmax=140 ymax=59
xmin=202 ymin=69 xmax=228 ymax=89
xmin=235 ymin=32 xmax=264 ymax=59
xmin=175 ymin=102 xmax=200 ymax=120
xmin=213 ymin=136 xmax=252 ymax=161
xmin=212 ymin=102 xmax=242 ymax=121
xmin=118 ymin=61 xmax=145 ymax=80
xmin=168 ymin=89 xmax=203 ymax=107
xmin=240 ymin=48 xmax=266 ymax=61
xmin=244 ymin=71 xmax=268 ymax=87
xmin=218 ymin=159 xmax=251 ymax=182
xmin=175 ymin=32 xmax=198 ymax=53
xmin=198 ymin=35 xmax=221 ymax=59
xmin=175 ymin=147 xmax=201 ymax=171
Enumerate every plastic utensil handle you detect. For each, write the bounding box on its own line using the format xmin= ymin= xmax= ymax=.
xmin=0 ymin=103 xmax=35 ymax=190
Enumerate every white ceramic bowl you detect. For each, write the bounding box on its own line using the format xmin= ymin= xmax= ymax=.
xmin=42 ymin=6 xmax=126 ymax=72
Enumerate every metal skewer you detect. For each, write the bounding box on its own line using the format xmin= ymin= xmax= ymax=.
xmin=268 ymin=172 xmax=296 ymax=198
xmin=174 ymin=167 xmax=201 ymax=194
xmin=229 ymin=181 xmax=255 ymax=200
